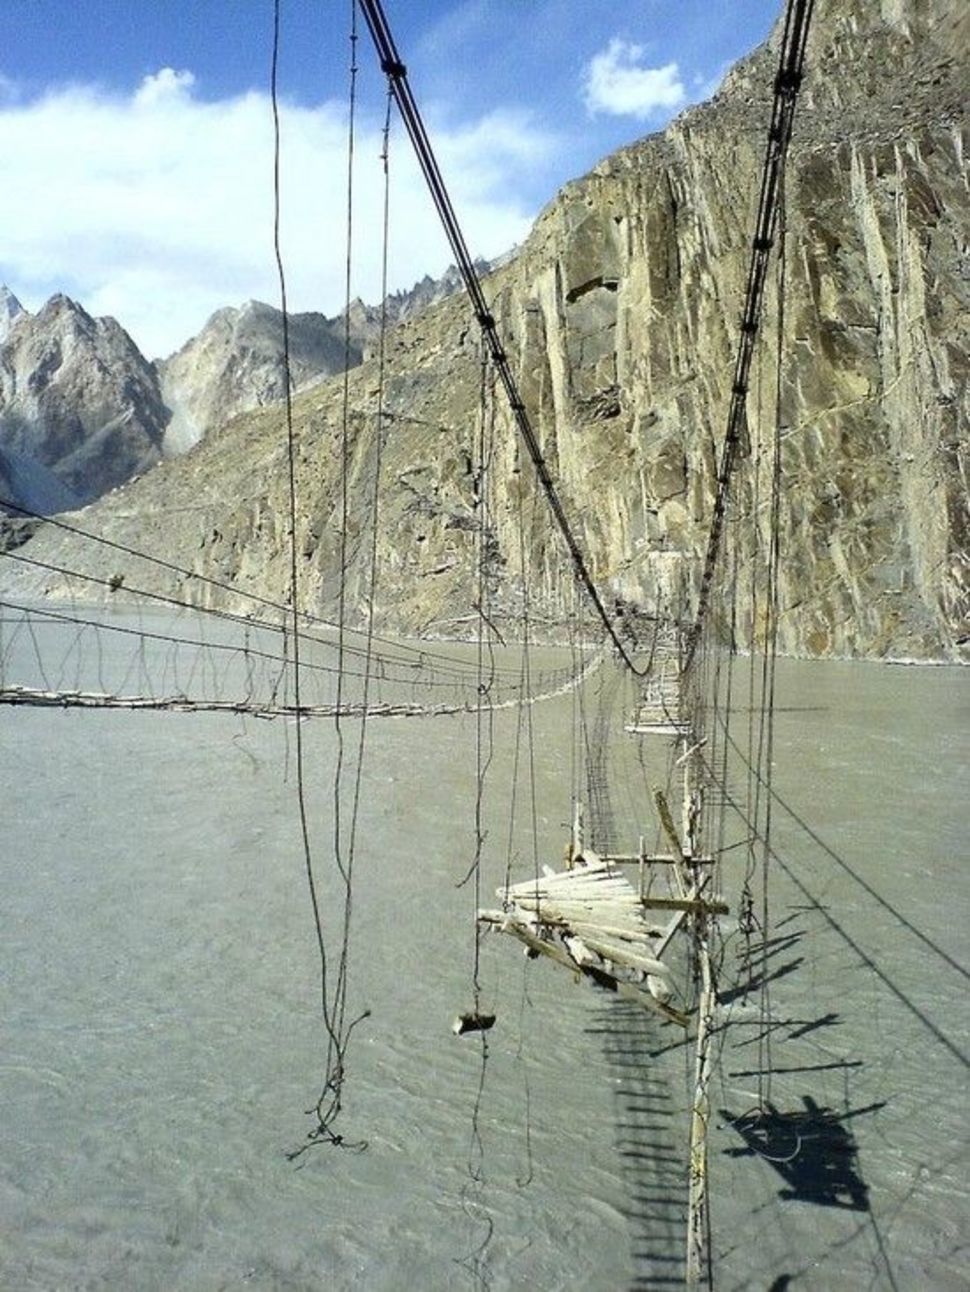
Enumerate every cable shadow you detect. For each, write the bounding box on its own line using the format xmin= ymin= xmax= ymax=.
xmin=720 ymin=1095 xmax=885 ymax=1212
xmin=719 ymin=719 xmax=970 ymax=984
xmin=589 ymin=999 xmax=688 ymax=1290
xmin=729 ymin=1010 xmax=843 ymax=1050
xmin=718 ymin=954 xmax=804 ymax=1006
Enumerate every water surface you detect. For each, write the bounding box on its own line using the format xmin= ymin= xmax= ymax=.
xmin=2 ymin=613 xmax=968 ymax=1289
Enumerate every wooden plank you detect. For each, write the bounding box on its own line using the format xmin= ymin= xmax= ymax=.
xmin=510 ymin=898 xmax=644 ymax=923
xmin=653 ymin=788 xmax=686 ymax=860
xmin=511 ymin=873 xmax=640 ymax=894
xmin=655 ymin=875 xmax=712 ymax=957
xmin=505 ymin=864 xmax=618 ymax=889
xmin=640 ymin=895 xmax=729 ymax=915
xmin=507 ymin=870 xmax=627 ymax=893
xmin=625 ymin=722 xmax=689 ymax=736
xmin=478 ymin=911 xmax=689 ymax=1028
xmin=517 ymin=911 xmax=667 ymax=951
xmin=504 ymin=878 xmax=638 ymax=903
xmin=568 ymin=919 xmax=667 ymax=941
xmin=573 ymin=933 xmax=671 ymax=977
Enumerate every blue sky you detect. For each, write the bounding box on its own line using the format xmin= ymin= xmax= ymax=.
xmin=0 ymin=1 xmax=780 ymax=356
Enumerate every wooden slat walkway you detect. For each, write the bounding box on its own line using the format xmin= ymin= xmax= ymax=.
xmin=626 ymin=632 xmax=687 ymax=735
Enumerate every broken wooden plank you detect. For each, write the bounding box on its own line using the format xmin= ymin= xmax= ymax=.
xmin=570 ymin=932 xmax=671 ymax=977
xmin=603 ymin=853 xmax=715 ymax=866
xmin=509 ymin=898 xmax=645 ymax=924
xmin=654 ymin=788 xmax=687 ymax=860
xmin=654 ymin=875 xmax=713 ymax=957
xmin=478 ymin=910 xmax=689 ymax=1027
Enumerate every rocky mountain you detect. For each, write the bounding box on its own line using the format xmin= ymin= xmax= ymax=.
xmin=158 ymin=264 xmax=493 ymax=452
xmin=157 ymin=267 xmax=496 ymax=454
xmin=157 ymin=301 xmax=355 ymax=455
xmin=340 ymin=259 xmax=504 ymax=360
xmin=0 ymin=294 xmax=169 ymax=512
xmin=0 ymin=259 xmax=488 ymax=509
xmin=2 ymin=0 xmax=967 ymax=660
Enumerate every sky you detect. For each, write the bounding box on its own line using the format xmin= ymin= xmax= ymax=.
xmin=0 ymin=1 xmax=781 ymax=358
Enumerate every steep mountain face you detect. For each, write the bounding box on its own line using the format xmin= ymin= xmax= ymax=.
xmin=341 ymin=260 xmax=500 ymax=359
xmin=3 ymin=0 xmax=967 ymax=659
xmin=156 ymin=270 xmax=495 ymax=455
xmin=0 ymin=295 xmax=169 ymax=510
xmin=157 ymin=301 xmax=356 ymax=455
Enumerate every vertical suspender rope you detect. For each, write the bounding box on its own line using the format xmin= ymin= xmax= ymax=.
xmin=283 ymin=0 xmax=371 ymax=1158
xmin=270 ymin=0 xmax=332 ymax=1137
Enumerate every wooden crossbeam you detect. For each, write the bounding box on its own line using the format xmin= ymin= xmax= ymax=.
xmin=602 ymin=853 xmax=715 ymax=866
xmin=640 ymin=896 xmax=729 ymax=915
xmin=625 ymin=722 xmax=690 ymax=736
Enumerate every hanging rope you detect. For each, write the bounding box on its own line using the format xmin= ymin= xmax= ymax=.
xmin=751 ymin=162 xmax=790 ymax=1109
xmin=357 ymin=0 xmax=644 ymax=676
xmin=280 ymin=0 xmax=368 ymax=1157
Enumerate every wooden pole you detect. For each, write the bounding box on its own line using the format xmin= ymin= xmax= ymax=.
xmin=686 ymin=928 xmax=715 ymax=1287
xmin=681 ymin=697 xmax=713 ymax=1286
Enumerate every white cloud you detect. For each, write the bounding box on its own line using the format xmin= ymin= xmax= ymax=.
xmin=582 ymin=39 xmax=685 ymax=120
xmin=133 ymin=67 xmax=196 ymax=108
xmin=0 ymin=72 xmax=547 ymax=357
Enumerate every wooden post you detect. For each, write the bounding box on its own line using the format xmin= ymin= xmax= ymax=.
xmin=686 ymin=923 xmax=715 ymax=1286
xmin=683 ymin=705 xmax=713 ymax=1287
xmin=681 ymin=731 xmax=695 ymax=860
xmin=653 ymin=788 xmax=685 ymax=860
xmin=570 ymin=800 xmax=584 ymax=868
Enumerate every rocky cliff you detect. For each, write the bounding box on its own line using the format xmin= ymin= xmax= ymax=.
xmin=3 ymin=0 xmax=967 ymax=659
xmin=0 ymin=264 xmax=484 ymax=510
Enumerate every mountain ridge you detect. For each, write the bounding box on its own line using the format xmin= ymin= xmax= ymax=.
xmin=0 ymin=259 xmax=491 ymax=515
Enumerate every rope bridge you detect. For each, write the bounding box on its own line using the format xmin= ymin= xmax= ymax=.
xmin=0 ymin=593 xmax=599 ymax=720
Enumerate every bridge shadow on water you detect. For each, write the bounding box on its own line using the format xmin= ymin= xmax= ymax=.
xmin=587 ymin=1000 xmax=688 ymax=1290
xmin=720 ymin=1095 xmax=884 ymax=1213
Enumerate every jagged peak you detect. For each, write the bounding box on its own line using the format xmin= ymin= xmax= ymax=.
xmin=1 ymin=283 xmax=24 ymax=313
xmin=35 ymin=293 xmax=96 ymax=329
xmin=0 ymin=285 xmax=26 ymax=343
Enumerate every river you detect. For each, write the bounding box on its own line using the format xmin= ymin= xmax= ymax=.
xmin=1 ymin=607 xmax=968 ymax=1290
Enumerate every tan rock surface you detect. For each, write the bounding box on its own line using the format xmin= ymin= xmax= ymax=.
xmin=4 ymin=0 xmax=967 ymax=659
